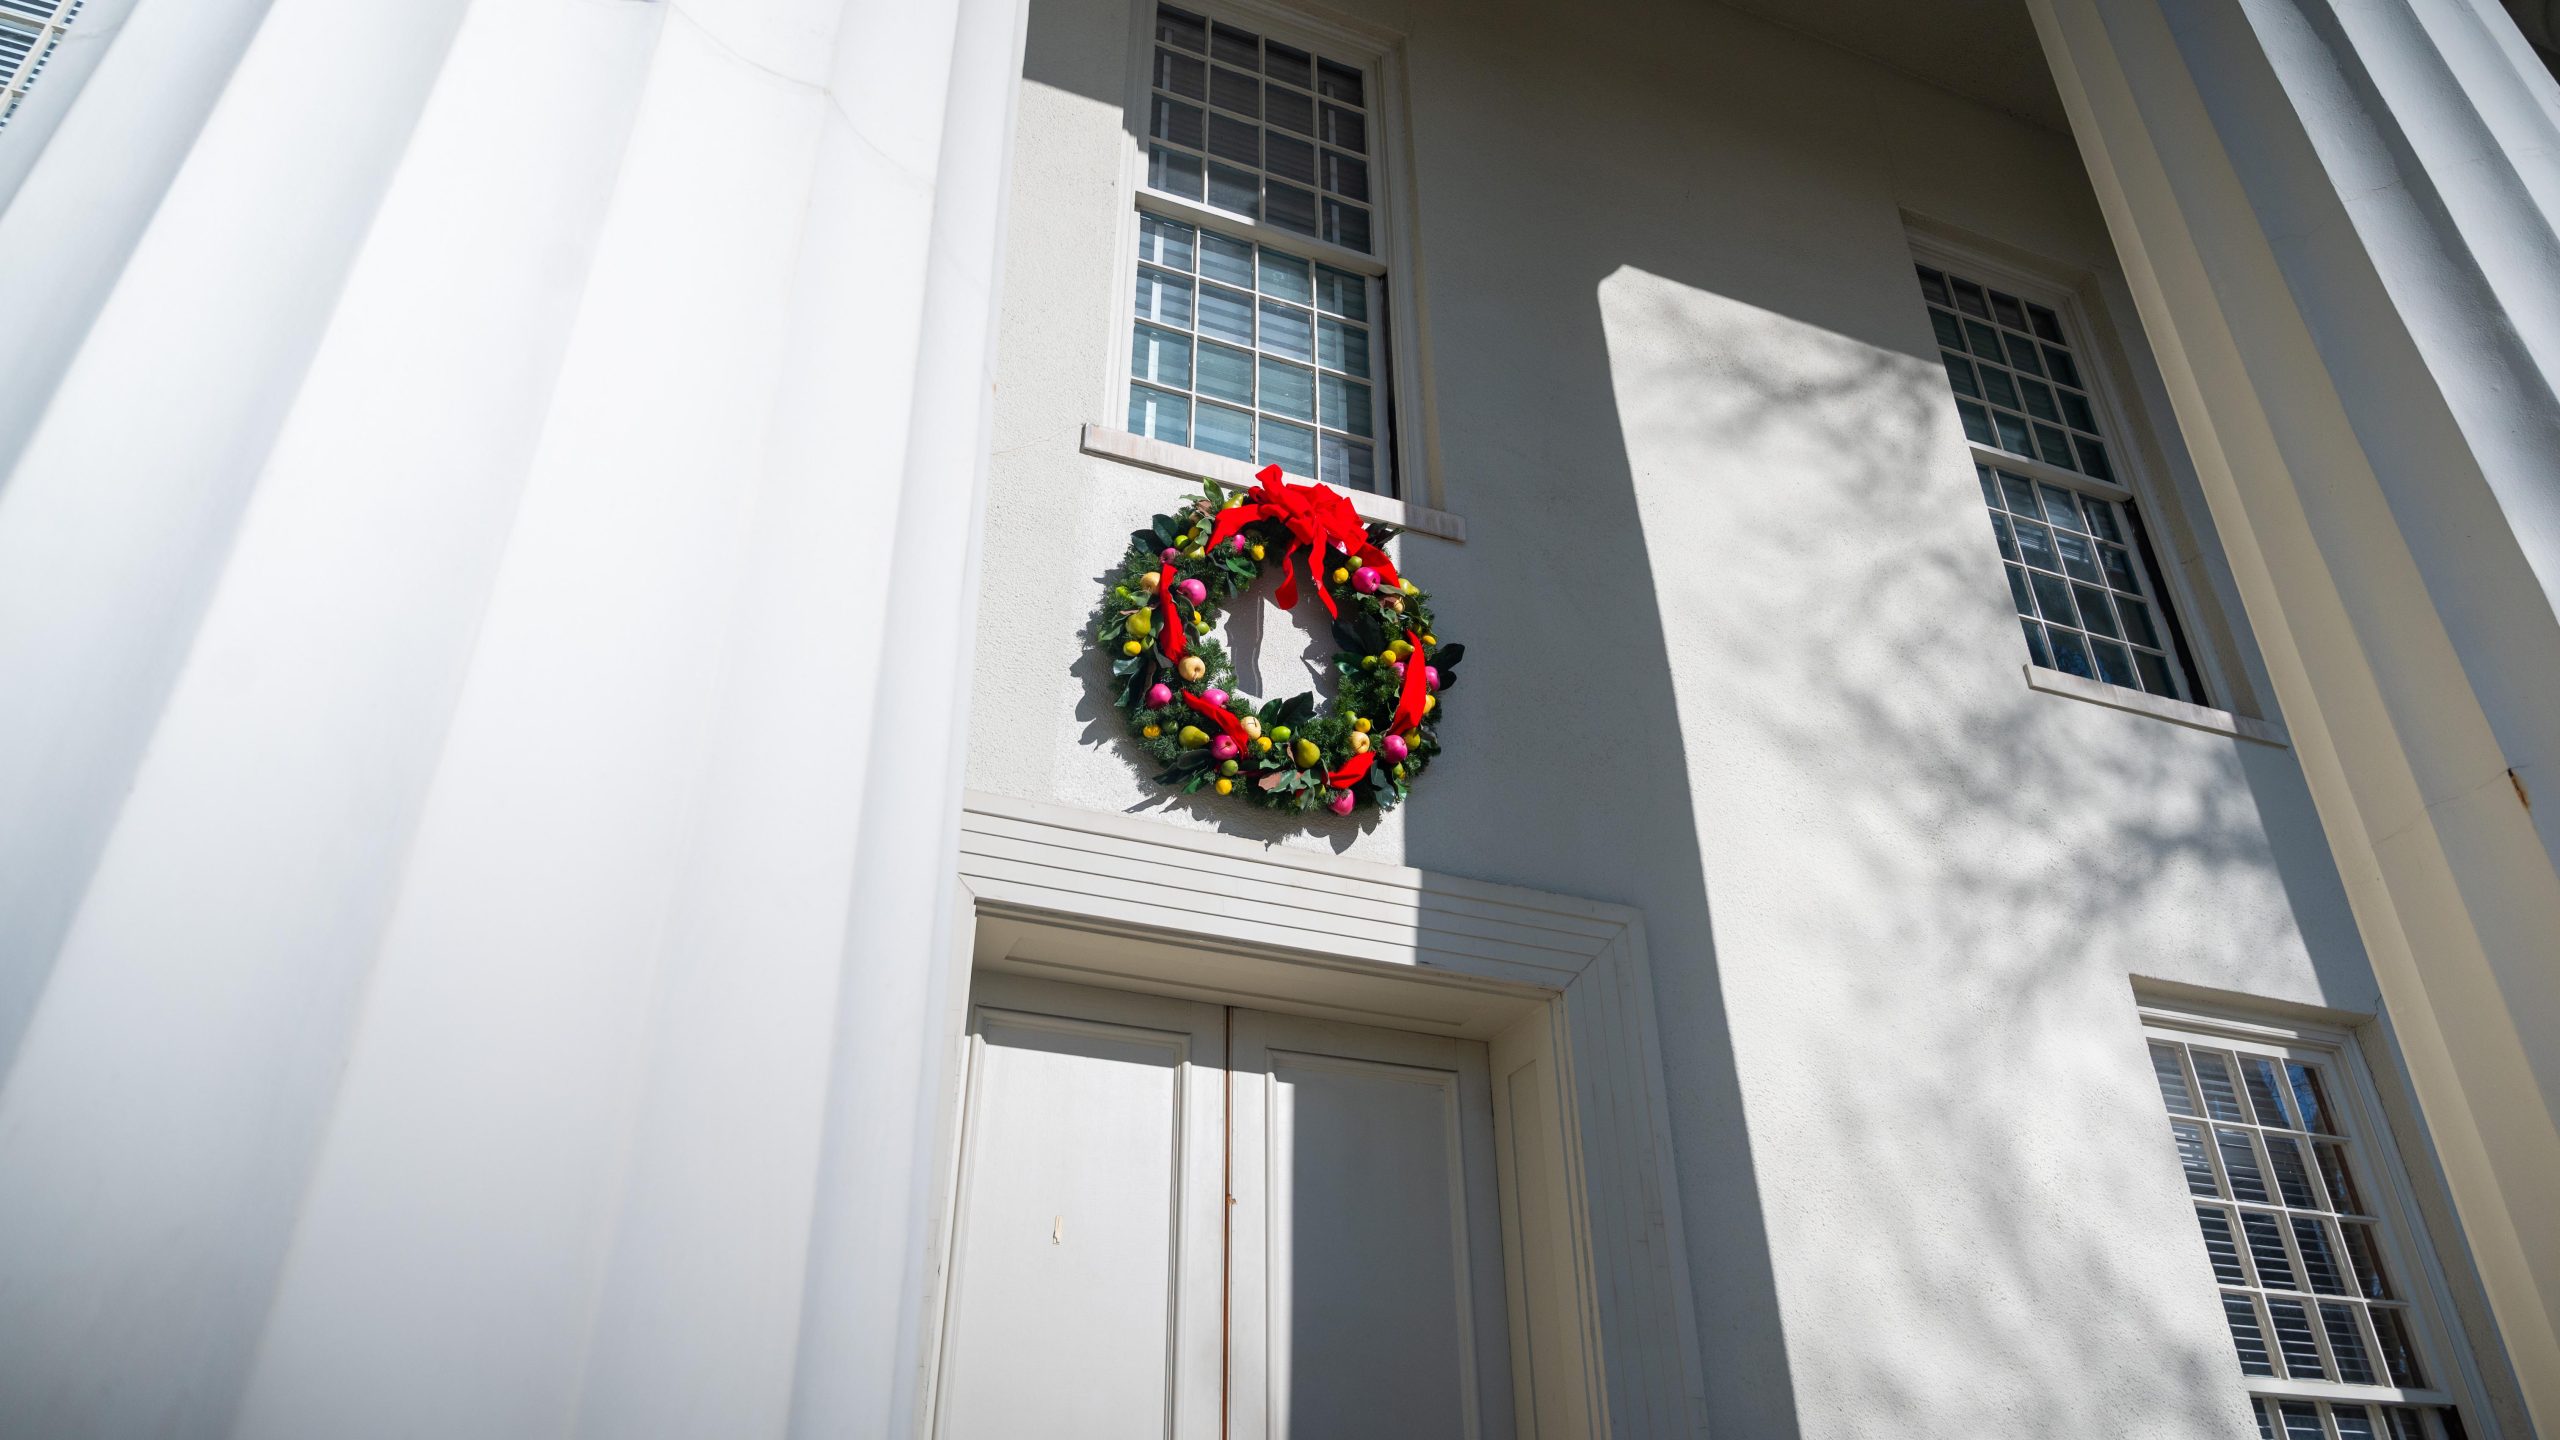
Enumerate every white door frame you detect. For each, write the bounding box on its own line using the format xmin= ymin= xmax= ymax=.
xmin=923 ymin=792 xmax=1710 ymax=1439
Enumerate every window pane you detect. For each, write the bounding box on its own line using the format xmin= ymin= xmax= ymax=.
xmin=2045 ymin=345 xmax=2083 ymax=388
xmin=1995 ymin=410 xmax=2033 ymax=456
xmin=2013 ymin=520 xmax=2056 ymax=572
xmin=2091 ymin=639 xmax=2137 ymax=689
xmin=2316 ymin=1143 xmax=2365 ymax=1214
xmin=1266 ymin=132 xmax=1316 ymax=185
xmin=2174 ymin=1121 xmax=2219 ymax=1195
xmin=1150 ymin=95 xmax=1204 ymax=148
xmin=2152 ymin=1043 xmax=2199 ymax=1115
xmin=2075 ymin=585 xmax=2119 ymax=638
xmin=2020 ymin=377 xmax=2060 ymax=421
xmin=2341 ymin=1223 xmax=2394 ymax=1300
xmin=1132 ymin=322 xmax=1193 ymax=388
xmin=1322 ymin=149 xmax=1369 ymax=201
xmin=2324 ymin=1303 xmax=2377 ymax=1383
xmin=2035 ymin=424 xmax=2075 ymax=467
xmin=1953 ymin=278 xmax=1990 ymax=317
xmin=2036 ymin=483 xmax=2082 ymax=530
xmin=2061 ymin=388 xmax=2098 ymax=431
xmin=2265 ymin=1136 xmax=2320 ymax=1208
xmin=2074 ymin=434 xmax=2115 ymax=481
xmin=2004 ymin=565 xmax=2035 ymax=616
xmin=1316 ymin=57 xmax=1363 ymax=104
xmin=1958 ymin=401 xmax=1996 ymax=446
xmin=1981 ymin=366 xmax=2021 ymax=410
xmin=1320 ymin=103 xmax=1365 ymax=152
xmin=2048 ymin=629 xmax=2095 ymax=679
xmin=2277 ymin=1402 xmax=2325 ymax=1440
xmin=1998 ymin=471 xmax=2041 ymax=516
xmin=1266 ymin=84 xmax=1313 ymax=135
xmin=1931 ymin=309 xmax=1965 ymax=349
xmin=1195 ymin=400 xmax=1252 ymax=460
xmin=1209 ymin=20 xmax=1257 ymax=67
xmin=2006 ymin=332 xmax=2046 ymax=376
xmin=1200 ymin=230 xmax=1254 ymax=287
xmin=2223 ymin=1132 xmax=2273 ymax=1205
xmin=1206 ymin=110 xmax=1259 ymax=166
xmin=1944 ymin=352 xmax=1980 ymax=398
xmin=1156 ymin=4 xmax=1207 ymax=52
xmin=1965 ymin=318 xmax=2004 ymax=358
xmin=1136 ymin=265 xmax=1195 ymax=326
xmin=1206 ymin=161 xmax=1258 ymax=217
xmin=1258 ymin=356 xmax=1314 ymax=420
xmin=2267 ymin=1298 xmax=2325 ymax=1378
xmin=2254 ymin=1400 xmax=2279 ymax=1440
xmin=2027 ymin=302 xmax=2064 ymax=342
xmin=1990 ymin=290 xmax=2028 ymax=330
xmin=1257 ymin=249 xmax=1312 ymax=303
xmin=1992 ymin=513 xmax=2018 ymax=561
xmin=1149 ymin=145 xmax=1204 ymax=198
xmin=2225 ymin=1293 xmax=2276 ymax=1375
xmin=1259 ymin=416 xmax=1316 ymax=475
xmin=1319 ymin=316 xmax=1370 ymax=377
xmin=2122 ymin=596 xmax=2163 ymax=650
xmin=1320 ymin=433 xmax=1377 ymax=492
xmin=1315 ymin=265 xmax=1368 ymax=320
xmin=2288 ymin=1063 xmax=2336 ymax=1135
xmin=1259 ymin=299 xmax=1313 ymax=360
xmin=1130 ymin=383 xmax=1190 ymax=445
xmin=1198 ymin=283 xmax=1254 ymax=346
xmin=1210 ymin=64 xmax=1259 ymax=116
xmin=1196 ymin=340 xmax=1254 ymax=404
xmin=2053 ymin=530 xmax=2103 ymax=585
xmin=1138 ymin=213 xmax=1197 ymax=270
xmin=2333 ymin=1408 xmax=2380 ymax=1440
xmin=2029 ymin=571 xmax=2077 ymax=628
xmin=2193 ymin=1052 xmax=2250 ymax=1122
xmin=2295 ymin=1217 xmax=2348 ymax=1294
xmin=1264 ymin=38 xmax=1311 ymax=86
xmin=2019 ymin=620 xmax=2051 ymax=668
xmin=2371 ymin=1307 xmax=2426 ymax=1388
xmin=1265 ymin=180 xmax=1318 ymax=236
xmin=2099 ymin=542 xmax=2140 ymax=592
xmin=1323 ymin=198 xmax=1371 ymax=251
xmin=1320 ymin=373 xmax=1372 ymax=435
xmin=2198 ymin=1206 xmax=2247 ymax=1282
xmin=1917 ymin=265 xmax=1950 ymax=304
xmin=2135 ymin=650 xmax=2177 ymax=698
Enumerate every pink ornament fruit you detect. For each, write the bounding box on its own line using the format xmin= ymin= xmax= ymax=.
xmin=1381 ymin=734 xmax=1409 ymax=762
xmin=1352 ymin=566 xmax=1381 ymax=593
xmin=1390 ymin=661 xmax=1406 ymax=678
xmin=1203 ymin=686 xmax=1227 ymax=707
xmin=1160 ymin=547 xmax=1179 ymax=562
xmin=1228 ymin=535 xmax=1247 ymax=553
xmin=1145 ymin=682 xmax=1173 ymax=708
xmin=1211 ymin=735 xmax=1241 ymax=761
xmin=1328 ymin=790 xmax=1357 ymax=815
xmin=1178 ymin=578 xmax=1207 ymax=603
xmin=1423 ymin=665 xmax=1440 ymax=690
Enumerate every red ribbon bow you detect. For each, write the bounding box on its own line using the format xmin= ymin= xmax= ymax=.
xmin=1390 ymin=630 xmax=1429 ymax=735
xmin=1325 ymin=751 xmax=1376 ymax=788
xmin=1181 ymin=691 xmax=1253 ymax=751
xmin=1206 ymin=466 xmax=1375 ymax=618
xmin=1156 ymin=561 xmax=1186 ymax=663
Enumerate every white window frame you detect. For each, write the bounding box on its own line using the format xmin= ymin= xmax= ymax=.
xmin=1102 ymin=0 xmax=1429 ymax=504
xmin=1911 ymin=233 xmax=2240 ymax=715
xmin=0 ymin=0 xmax=81 ymax=130
xmin=2139 ymin=995 xmax=2504 ymax=1437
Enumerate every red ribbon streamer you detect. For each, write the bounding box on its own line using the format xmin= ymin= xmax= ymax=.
xmin=1156 ymin=561 xmax=1186 ymax=662
xmin=1390 ymin=629 xmax=1429 ymax=735
xmin=1326 ymin=750 xmax=1376 ymax=788
xmin=1180 ymin=691 xmax=1253 ymax=752
xmin=1205 ymin=465 xmax=1371 ymax=619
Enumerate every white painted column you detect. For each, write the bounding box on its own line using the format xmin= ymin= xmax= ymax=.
xmin=0 ymin=0 xmax=1025 ymax=1433
xmin=2028 ymin=0 xmax=2560 ymax=1426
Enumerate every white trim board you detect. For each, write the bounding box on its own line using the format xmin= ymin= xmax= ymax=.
xmin=2022 ymin=663 xmax=2288 ymax=746
xmin=941 ymin=791 xmax=1708 ymax=1437
xmin=1082 ymin=423 xmax=1468 ymax=543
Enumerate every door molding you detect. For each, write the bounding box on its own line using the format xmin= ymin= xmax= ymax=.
xmin=935 ymin=791 xmax=1710 ymax=1438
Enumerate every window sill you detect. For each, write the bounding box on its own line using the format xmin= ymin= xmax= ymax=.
xmin=2023 ymin=663 xmax=2287 ymax=747
xmin=1079 ymin=424 xmax=1467 ymax=543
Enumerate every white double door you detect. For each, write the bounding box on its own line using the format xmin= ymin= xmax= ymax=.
xmin=930 ymin=974 xmax=1516 ymax=1440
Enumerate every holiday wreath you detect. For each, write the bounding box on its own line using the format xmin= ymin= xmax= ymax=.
xmin=1095 ymin=465 xmax=1463 ymax=816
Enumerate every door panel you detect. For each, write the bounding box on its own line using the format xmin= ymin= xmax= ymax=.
xmin=930 ymin=978 xmax=1227 ymax=1440
xmin=1231 ymin=1010 xmax=1515 ymax=1440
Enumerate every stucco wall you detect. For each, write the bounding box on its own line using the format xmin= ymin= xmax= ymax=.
xmin=970 ymin=0 xmax=2386 ymax=1433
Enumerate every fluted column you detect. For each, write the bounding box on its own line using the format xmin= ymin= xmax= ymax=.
xmin=0 ymin=0 xmax=1025 ymax=1433
xmin=2029 ymin=0 xmax=2560 ymax=1425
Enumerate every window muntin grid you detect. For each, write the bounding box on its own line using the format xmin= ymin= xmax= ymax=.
xmin=2148 ymin=1035 xmax=2473 ymax=1440
xmin=1126 ymin=200 xmax=1387 ymax=493
xmin=0 ymin=0 xmax=79 ymax=130
xmin=1144 ymin=3 xmax=1375 ymax=254
xmin=1919 ymin=263 xmax=2115 ymax=483
xmin=1980 ymin=462 xmax=2191 ymax=701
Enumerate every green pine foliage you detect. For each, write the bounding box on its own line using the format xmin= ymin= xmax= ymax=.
xmin=1091 ymin=478 xmax=1465 ymax=815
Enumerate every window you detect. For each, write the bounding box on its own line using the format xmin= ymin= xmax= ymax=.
xmin=1123 ymin=3 xmax=1396 ymax=495
xmin=1915 ymin=259 xmax=2207 ymax=704
xmin=0 ymin=0 xmax=80 ymax=130
xmin=2144 ymin=1014 xmax=2483 ymax=1440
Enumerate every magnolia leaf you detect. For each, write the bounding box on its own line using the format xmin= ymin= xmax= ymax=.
xmin=1329 ymin=619 xmax=1365 ymax=653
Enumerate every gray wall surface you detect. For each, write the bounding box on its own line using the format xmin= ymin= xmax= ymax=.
xmin=971 ymin=0 xmax=2400 ymax=1433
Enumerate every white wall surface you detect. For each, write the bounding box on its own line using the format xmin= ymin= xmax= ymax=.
xmin=970 ymin=0 xmax=2449 ymax=1434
